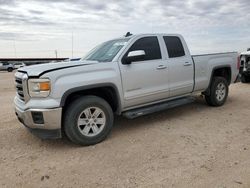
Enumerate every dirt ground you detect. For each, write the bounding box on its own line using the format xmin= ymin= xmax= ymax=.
xmin=0 ymin=71 xmax=250 ymax=188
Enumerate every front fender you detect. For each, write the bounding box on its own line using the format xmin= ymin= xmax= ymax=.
xmin=60 ymin=83 xmax=122 ymax=114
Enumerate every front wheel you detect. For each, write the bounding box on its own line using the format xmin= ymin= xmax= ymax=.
xmin=205 ymin=77 xmax=229 ymax=107
xmin=64 ymin=96 xmax=114 ymax=146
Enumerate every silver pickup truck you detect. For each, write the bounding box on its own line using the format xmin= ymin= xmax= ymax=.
xmin=14 ymin=34 xmax=239 ymax=145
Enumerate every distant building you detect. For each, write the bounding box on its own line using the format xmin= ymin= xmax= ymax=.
xmin=0 ymin=58 xmax=69 ymax=66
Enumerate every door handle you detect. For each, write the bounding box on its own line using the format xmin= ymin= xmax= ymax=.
xmin=184 ymin=62 xmax=192 ymax=66
xmin=156 ymin=65 xmax=167 ymax=70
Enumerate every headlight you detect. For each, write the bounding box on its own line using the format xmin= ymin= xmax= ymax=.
xmin=28 ymin=78 xmax=51 ymax=97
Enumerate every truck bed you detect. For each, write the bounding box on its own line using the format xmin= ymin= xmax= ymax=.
xmin=192 ymin=52 xmax=238 ymax=92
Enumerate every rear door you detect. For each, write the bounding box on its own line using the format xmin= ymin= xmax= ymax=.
xmin=163 ymin=36 xmax=194 ymax=97
xmin=119 ymin=36 xmax=169 ymax=108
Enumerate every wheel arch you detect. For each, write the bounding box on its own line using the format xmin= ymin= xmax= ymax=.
xmin=204 ymin=65 xmax=232 ymax=95
xmin=60 ymin=83 xmax=122 ymax=115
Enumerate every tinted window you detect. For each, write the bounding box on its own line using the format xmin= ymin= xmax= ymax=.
xmin=125 ymin=36 xmax=162 ymax=61
xmin=3 ymin=62 xmax=9 ymax=65
xmin=163 ymin=36 xmax=185 ymax=58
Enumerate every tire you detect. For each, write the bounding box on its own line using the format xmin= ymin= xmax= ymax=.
xmin=7 ymin=67 xmax=13 ymax=72
xmin=205 ymin=77 xmax=229 ymax=107
xmin=64 ymin=95 xmax=114 ymax=146
xmin=241 ymin=74 xmax=250 ymax=83
xmin=241 ymin=74 xmax=247 ymax=83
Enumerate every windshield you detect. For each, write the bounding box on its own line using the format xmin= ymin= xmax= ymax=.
xmin=83 ymin=38 xmax=130 ymax=62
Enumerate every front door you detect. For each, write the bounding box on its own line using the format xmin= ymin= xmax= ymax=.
xmin=119 ymin=36 xmax=169 ymax=108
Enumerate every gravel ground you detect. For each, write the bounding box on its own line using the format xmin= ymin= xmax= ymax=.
xmin=0 ymin=71 xmax=250 ymax=188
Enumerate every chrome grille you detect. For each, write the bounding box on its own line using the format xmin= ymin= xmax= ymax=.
xmin=15 ymin=72 xmax=28 ymax=102
xmin=15 ymin=77 xmax=25 ymax=101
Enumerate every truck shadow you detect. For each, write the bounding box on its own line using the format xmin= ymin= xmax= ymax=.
xmin=111 ymin=96 xmax=208 ymax=137
xmin=22 ymin=96 xmax=216 ymax=148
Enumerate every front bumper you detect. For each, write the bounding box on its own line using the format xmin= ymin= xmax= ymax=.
xmin=15 ymin=106 xmax=62 ymax=139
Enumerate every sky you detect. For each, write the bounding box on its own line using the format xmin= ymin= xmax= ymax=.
xmin=0 ymin=0 xmax=249 ymax=58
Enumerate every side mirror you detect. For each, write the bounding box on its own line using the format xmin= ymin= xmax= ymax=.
xmin=123 ymin=50 xmax=146 ymax=64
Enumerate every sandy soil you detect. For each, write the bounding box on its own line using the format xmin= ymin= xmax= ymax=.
xmin=0 ymin=71 xmax=250 ymax=188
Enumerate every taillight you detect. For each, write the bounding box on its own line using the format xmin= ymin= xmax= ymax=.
xmin=237 ymin=56 xmax=240 ymax=70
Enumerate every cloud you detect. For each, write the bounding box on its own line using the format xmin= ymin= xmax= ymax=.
xmin=28 ymin=9 xmax=44 ymax=15
xmin=0 ymin=0 xmax=249 ymax=57
xmin=0 ymin=7 xmax=55 ymax=26
xmin=0 ymin=0 xmax=15 ymax=5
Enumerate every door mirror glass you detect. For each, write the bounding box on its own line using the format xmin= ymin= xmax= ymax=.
xmin=123 ymin=50 xmax=146 ymax=64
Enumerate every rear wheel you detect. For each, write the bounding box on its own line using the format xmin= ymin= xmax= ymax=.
xmin=64 ymin=95 xmax=114 ymax=146
xmin=205 ymin=77 xmax=229 ymax=107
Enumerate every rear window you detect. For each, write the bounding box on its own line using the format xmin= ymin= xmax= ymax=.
xmin=163 ymin=36 xmax=185 ymax=58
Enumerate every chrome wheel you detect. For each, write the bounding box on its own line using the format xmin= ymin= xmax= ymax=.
xmin=77 ymin=107 xmax=106 ymax=137
xmin=215 ymin=82 xmax=226 ymax=101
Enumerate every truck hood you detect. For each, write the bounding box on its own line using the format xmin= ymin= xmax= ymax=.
xmin=18 ymin=60 xmax=98 ymax=77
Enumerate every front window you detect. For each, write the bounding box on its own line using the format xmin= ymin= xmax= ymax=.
xmin=123 ymin=36 xmax=162 ymax=62
xmin=83 ymin=38 xmax=130 ymax=62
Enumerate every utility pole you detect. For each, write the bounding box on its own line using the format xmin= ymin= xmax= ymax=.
xmin=71 ymin=31 xmax=74 ymax=58
xmin=55 ymin=50 xmax=58 ymax=58
xmin=13 ymin=39 xmax=17 ymax=58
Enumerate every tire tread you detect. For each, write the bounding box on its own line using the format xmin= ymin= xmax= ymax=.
xmin=64 ymin=95 xmax=114 ymax=146
xmin=205 ymin=76 xmax=229 ymax=107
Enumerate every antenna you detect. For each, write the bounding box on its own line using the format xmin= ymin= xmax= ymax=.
xmin=125 ymin=32 xmax=132 ymax=37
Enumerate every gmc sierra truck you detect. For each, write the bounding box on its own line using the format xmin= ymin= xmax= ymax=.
xmin=14 ymin=34 xmax=239 ymax=145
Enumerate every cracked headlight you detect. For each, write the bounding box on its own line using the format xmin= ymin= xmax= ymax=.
xmin=28 ymin=78 xmax=51 ymax=97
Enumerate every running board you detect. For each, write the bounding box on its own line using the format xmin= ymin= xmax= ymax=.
xmin=123 ymin=97 xmax=195 ymax=119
